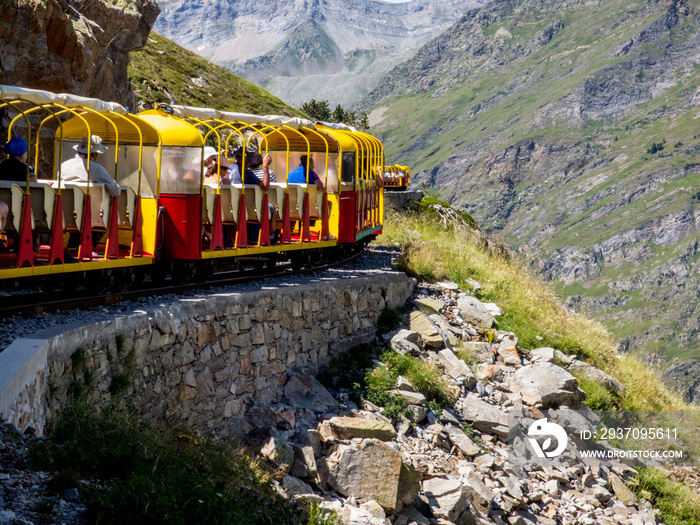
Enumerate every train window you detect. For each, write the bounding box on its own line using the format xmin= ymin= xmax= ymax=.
xmin=159 ymin=146 xmax=202 ymax=194
xmin=113 ymin=145 xmax=158 ymax=198
xmin=341 ymin=152 xmax=355 ymax=185
xmin=325 ymin=153 xmax=339 ymax=194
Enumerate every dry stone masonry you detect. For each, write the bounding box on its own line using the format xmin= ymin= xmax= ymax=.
xmin=0 ymin=274 xmax=414 ymax=433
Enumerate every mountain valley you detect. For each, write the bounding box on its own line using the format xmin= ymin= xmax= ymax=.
xmin=364 ymin=0 xmax=700 ymax=400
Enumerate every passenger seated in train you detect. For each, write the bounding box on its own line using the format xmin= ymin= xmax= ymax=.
xmin=60 ymin=135 xmax=121 ymax=197
xmin=0 ymin=137 xmax=37 ymax=251
xmin=0 ymin=137 xmax=37 ymax=182
xmin=203 ymin=146 xmax=231 ymax=185
xmin=229 ymin=147 xmax=279 ymax=245
xmin=288 ymin=155 xmax=325 ymax=191
xmin=376 ymin=168 xmax=385 ymax=188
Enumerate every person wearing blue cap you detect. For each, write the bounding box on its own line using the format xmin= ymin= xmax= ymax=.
xmin=0 ymin=136 xmax=37 ymax=250
xmin=0 ymin=136 xmax=37 ymax=183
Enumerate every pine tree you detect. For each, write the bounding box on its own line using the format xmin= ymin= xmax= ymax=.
xmin=301 ymin=99 xmax=331 ymax=121
xmin=332 ymin=104 xmax=346 ymax=123
xmin=356 ymin=111 xmax=370 ymax=131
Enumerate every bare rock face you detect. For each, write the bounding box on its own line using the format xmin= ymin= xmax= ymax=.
xmin=0 ymin=0 xmax=159 ymax=107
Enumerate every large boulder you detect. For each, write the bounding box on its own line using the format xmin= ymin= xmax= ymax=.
xmin=530 ymin=347 xmax=557 ymax=364
xmin=456 ymin=296 xmax=495 ymax=329
xmin=325 ymin=417 xmax=397 ymax=442
xmin=462 ymin=467 xmax=494 ymax=513
xmin=414 ymin=297 xmax=445 ymax=315
xmin=568 ymin=360 xmax=626 ymax=395
xmin=324 ymin=439 xmax=419 ymax=513
xmin=290 ymin=444 xmax=318 ymax=479
xmin=284 ymin=374 xmax=339 ymax=412
xmin=389 ymin=329 xmax=422 ymax=344
xmin=511 ymin=363 xmax=586 ymax=409
xmin=609 ymin=472 xmax=638 ymax=507
xmin=446 ymin=424 xmax=480 ymax=456
xmin=391 ymin=338 xmax=423 ymax=357
xmin=438 ymin=349 xmax=477 ymax=389
xmin=458 ymin=394 xmax=510 ymax=437
xmin=423 ymin=477 xmax=473 ymax=525
xmin=260 ymin=430 xmax=294 ymax=472
xmin=462 ymin=341 xmax=495 ymax=364
xmin=409 ymin=311 xmax=444 ymax=349
xmin=496 ymin=334 xmax=521 ymax=366
xmin=281 ymin=475 xmax=314 ymax=497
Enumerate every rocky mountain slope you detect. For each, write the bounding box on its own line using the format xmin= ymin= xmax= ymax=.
xmin=128 ymin=32 xmax=304 ymax=115
xmin=364 ymin=0 xmax=700 ymax=398
xmin=152 ymin=0 xmax=485 ymax=107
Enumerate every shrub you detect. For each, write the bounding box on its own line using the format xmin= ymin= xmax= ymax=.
xmin=575 ymin=377 xmax=621 ymax=411
xmin=30 ymin=399 xmax=305 ymax=525
xmin=377 ymin=306 xmax=407 ymax=335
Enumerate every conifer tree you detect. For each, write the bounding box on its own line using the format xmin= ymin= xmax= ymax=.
xmin=301 ymin=99 xmax=331 ymax=121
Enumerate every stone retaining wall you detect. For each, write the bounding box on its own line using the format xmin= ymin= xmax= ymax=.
xmin=384 ymin=190 xmax=424 ymax=211
xmin=0 ymin=273 xmax=415 ymax=434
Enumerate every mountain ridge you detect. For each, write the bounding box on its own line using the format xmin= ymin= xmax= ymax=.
xmin=153 ymin=0 xmax=485 ymax=106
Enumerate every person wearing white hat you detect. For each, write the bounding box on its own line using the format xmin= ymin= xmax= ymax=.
xmin=60 ymin=135 xmax=121 ymax=196
xmin=203 ymin=146 xmax=231 ymax=185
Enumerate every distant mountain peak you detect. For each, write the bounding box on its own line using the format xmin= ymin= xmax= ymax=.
xmin=153 ymin=0 xmax=487 ymax=106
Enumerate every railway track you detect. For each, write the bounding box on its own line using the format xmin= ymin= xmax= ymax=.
xmin=0 ymin=246 xmax=366 ymax=318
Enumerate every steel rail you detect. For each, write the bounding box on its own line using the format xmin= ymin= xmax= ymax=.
xmin=0 ymin=245 xmax=367 ymax=318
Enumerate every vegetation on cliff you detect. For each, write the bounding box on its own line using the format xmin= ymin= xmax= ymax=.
xmin=128 ymin=32 xmax=305 ymax=116
xmin=31 ymin=399 xmax=307 ymax=525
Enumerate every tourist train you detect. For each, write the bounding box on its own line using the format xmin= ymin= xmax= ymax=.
xmin=383 ymin=165 xmax=410 ymax=190
xmin=0 ymin=85 xmax=385 ymax=291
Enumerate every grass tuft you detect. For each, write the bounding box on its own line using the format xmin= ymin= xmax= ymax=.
xmin=636 ymin=468 xmax=700 ymax=525
xmin=377 ymin=306 xmax=407 ymax=334
xmin=365 ymin=351 xmax=453 ymax=418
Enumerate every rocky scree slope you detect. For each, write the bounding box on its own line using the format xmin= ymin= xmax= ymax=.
xmin=237 ymin=281 xmax=674 ymax=524
xmin=364 ymin=0 xmax=700 ymax=398
xmin=1 ymin=280 xmax=684 ymax=525
xmin=152 ymin=0 xmax=485 ymax=107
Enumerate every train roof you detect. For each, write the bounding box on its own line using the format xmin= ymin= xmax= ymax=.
xmin=0 ymin=85 xmax=127 ymax=115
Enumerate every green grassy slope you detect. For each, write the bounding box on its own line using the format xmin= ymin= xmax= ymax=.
xmin=366 ymin=0 xmax=700 ymax=374
xmin=128 ymin=32 xmax=305 ymax=116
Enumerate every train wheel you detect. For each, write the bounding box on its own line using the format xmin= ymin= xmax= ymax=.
xmin=112 ymin=268 xmax=137 ymax=294
xmin=291 ymin=252 xmax=307 ymax=271
xmin=89 ymin=269 xmax=115 ymax=295
xmin=172 ymin=261 xmax=206 ymax=284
